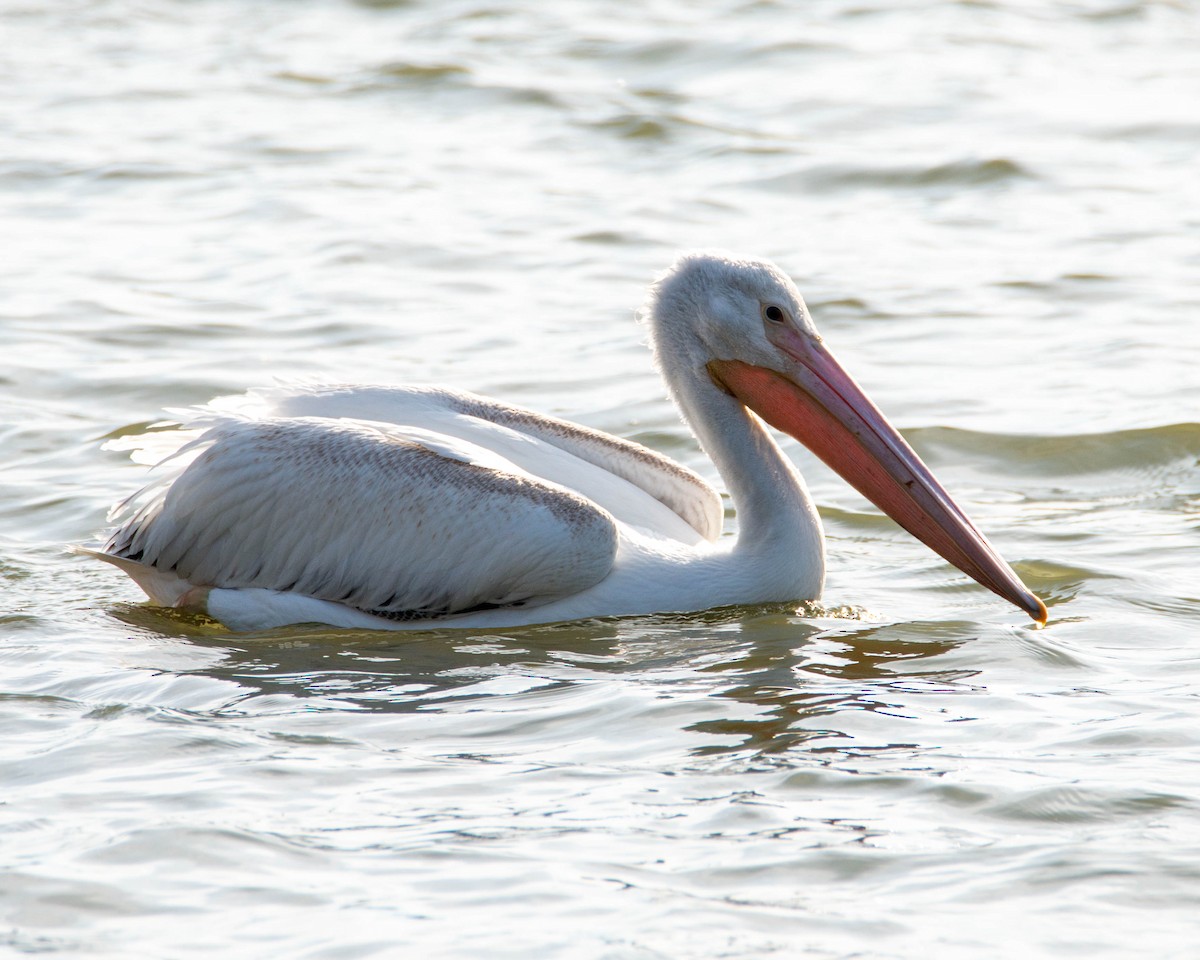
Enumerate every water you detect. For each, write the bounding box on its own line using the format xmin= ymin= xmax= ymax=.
xmin=3 ymin=0 xmax=1200 ymax=955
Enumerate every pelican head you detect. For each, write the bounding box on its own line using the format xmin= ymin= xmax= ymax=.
xmin=648 ymin=252 xmax=817 ymax=371
xmin=647 ymin=252 xmax=1047 ymax=624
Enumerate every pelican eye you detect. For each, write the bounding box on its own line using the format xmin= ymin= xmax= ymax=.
xmin=762 ymin=303 xmax=788 ymax=324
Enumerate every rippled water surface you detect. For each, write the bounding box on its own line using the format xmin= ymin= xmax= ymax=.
xmin=4 ymin=0 xmax=1200 ymax=956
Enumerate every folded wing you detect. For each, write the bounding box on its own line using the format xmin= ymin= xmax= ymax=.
xmin=104 ymin=416 xmax=619 ymax=619
xmin=256 ymin=384 xmax=725 ymax=544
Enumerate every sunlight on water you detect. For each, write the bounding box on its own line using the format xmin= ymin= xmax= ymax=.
xmin=3 ymin=0 xmax=1200 ymax=957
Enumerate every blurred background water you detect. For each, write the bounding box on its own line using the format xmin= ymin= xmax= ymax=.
xmin=3 ymin=0 xmax=1200 ymax=956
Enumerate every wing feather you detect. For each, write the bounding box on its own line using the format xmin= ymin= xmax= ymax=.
xmin=105 ymin=416 xmax=619 ymax=616
xmin=251 ymin=384 xmax=725 ymax=542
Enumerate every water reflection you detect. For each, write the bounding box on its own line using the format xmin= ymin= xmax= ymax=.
xmin=692 ymin=617 xmax=978 ymax=758
xmin=113 ymin=600 xmax=986 ymax=764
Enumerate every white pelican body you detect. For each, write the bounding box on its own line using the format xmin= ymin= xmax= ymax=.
xmin=92 ymin=254 xmax=1046 ymax=631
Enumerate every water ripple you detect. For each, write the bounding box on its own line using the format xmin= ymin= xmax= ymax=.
xmin=4 ymin=0 xmax=1200 ymax=955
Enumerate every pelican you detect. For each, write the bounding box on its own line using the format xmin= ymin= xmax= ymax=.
xmin=87 ymin=253 xmax=1047 ymax=632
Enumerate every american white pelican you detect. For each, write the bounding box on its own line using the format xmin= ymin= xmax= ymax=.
xmin=88 ymin=253 xmax=1047 ymax=632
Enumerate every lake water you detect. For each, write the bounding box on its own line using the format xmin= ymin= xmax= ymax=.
xmin=4 ymin=0 xmax=1200 ymax=956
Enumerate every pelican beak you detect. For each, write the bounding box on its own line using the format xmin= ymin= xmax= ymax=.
xmin=708 ymin=333 xmax=1047 ymax=624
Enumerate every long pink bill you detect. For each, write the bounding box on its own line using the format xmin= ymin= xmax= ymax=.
xmin=708 ymin=340 xmax=1047 ymax=624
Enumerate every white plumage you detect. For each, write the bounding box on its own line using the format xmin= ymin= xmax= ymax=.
xmin=88 ymin=253 xmax=1047 ymax=631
